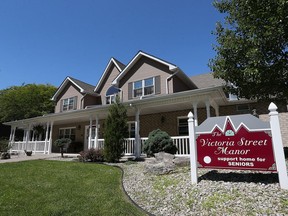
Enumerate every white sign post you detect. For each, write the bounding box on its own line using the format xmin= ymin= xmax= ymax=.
xmin=268 ymin=102 xmax=288 ymax=190
xmin=188 ymin=111 xmax=198 ymax=184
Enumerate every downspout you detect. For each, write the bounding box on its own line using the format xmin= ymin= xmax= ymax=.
xmin=166 ymin=68 xmax=179 ymax=94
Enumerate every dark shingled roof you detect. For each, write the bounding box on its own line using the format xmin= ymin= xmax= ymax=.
xmin=69 ymin=77 xmax=98 ymax=96
xmin=191 ymin=72 xmax=225 ymax=89
xmin=113 ymin=58 xmax=126 ymax=71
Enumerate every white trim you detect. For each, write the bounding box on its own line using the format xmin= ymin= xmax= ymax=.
xmin=94 ymin=58 xmax=123 ymax=92
xmin=51 ymin=77 xmax=85 ymax=101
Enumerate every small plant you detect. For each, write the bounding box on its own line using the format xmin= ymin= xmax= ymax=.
xmin=0 ymin=139 xmax=10 ymax=152
xmin=54 ymin=138 xmax=72 ymax=158
xmin=0 ymin=139 xmax=11 ymax=159
xmin=24 ymin=150 xmax=32 ymax=156
xmin=143 ymin=129 xmax=178 ymax=157
xmin=79 ymin=148 xmax=104 ymax=162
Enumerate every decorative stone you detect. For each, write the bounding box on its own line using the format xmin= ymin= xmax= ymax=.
xmin=173 ymin=157 xmax=190 ymax=167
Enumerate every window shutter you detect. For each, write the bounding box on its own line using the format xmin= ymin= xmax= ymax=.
xmin=60 ymin=99 xmax=63 ymax=112
xmin=74 ymin=96 xmax=77 ymax=110
xmin=155 ymin=76 xmax=161 ymax=94
xmin=128 ymin=82 xmax=132 ymax=100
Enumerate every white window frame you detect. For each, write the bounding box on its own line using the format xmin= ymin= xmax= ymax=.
xmin=106 ymin=94 xmax=116 ymax=104
xmin=133 ymin=77 xmax=155 ymax=98
xmin=62 ymin=97 xmax=77 ymax=111
xmin=128 ymin=121 xmax=136 ymax=138
xmin=59 ymin=127 xmax=76 ymax=141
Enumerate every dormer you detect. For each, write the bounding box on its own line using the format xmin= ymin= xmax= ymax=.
xmin=94 ymin=58 xmax=125 ymax=104
xmin=52 ymin=77 xmax=100 ymax=113
xmin=111 ymin=51 xmax=197 ymax=102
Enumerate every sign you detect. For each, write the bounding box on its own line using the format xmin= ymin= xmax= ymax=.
xmin=196 ymin=117 xmax=276 ymax=171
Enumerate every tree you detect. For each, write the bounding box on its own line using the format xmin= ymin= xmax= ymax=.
xmin=54 ymin=138 xmax=72 ymax=158
xmin=104 ymin=97 xmax=128 ymax=162
xmin=209 ymin=0 xmax=288 ymax=101
xmin=0 ymin=84 xmax=57 ymax=123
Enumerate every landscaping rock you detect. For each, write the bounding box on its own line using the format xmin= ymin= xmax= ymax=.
xmin=145 ymin=152 xmax=176 ymax=175
xmin=173 ymin=157 xmax=190 ymax=167
xmin=155 ymin=152 xmax=175 ymax=162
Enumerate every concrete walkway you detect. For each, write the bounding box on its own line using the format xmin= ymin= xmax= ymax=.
xmin=0 ymin=153 xmax=79 ymax=163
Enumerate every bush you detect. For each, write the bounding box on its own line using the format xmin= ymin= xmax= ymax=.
xmin=143 ymin=129 xmax=178 ymax=157
xmin=0 ymin=139 xmax=10 ymax=152
xmin=79 ymin=148 xmax=104 ymax=162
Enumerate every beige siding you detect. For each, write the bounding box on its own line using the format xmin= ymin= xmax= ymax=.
xmin=97 ymin=65 xmax=121 ymax=104
xmin=172 ymin=76 xmax=191 ymax=93
xmin=54 ymin=84 xmax=83 ymax=113
xmin=119 ymin=56 xmax=172 ymax=102
xmin=83 ymin=94 xmax=101 ymax=107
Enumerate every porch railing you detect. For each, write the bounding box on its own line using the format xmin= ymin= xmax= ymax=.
xmin=10 ymin=141 xmax=47 ymax=154
xmin=90 ymin=136 xmax=189 ymax=156
xmin=10 ymin=136 xmax=190 ymax=156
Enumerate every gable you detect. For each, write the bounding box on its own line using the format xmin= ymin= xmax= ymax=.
xmin=94 ymin=58 xmax=124 ymax=94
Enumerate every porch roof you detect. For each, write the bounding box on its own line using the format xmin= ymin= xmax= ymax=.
xmin=4 ymin=86 xmax=235 ymax=128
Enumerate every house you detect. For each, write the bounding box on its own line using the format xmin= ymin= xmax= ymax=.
xmin=4 ymin=51 xmax=288 ymax=156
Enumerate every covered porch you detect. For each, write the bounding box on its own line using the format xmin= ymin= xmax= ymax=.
xmin=5 ymin=86 xmax=227 ymax=157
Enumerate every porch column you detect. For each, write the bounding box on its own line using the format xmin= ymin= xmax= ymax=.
xmin=192 ymin=102 xmax=198 ymax=126
xmin=9 ymin=126 xmax=13 ymax=141
xmin=135 ymin=108 xmax=141 ymax=158
xmin=48 ymin=122 xmax=54 ymax=154
xmin=210 ymin=99 xmax=220 ymax=117
xmin=44 ymin=122 xmax=49 ymax=154
xmin=95 ymin=115 xmax=99 ymax=150
xmin=205 ymin=100 xmax=211 ymax=118
xmin=12 ymin=126 xmax=16 ymax=142
xmin=25 ymin=124 xmax=31 ymax=151
xmin=88 ymin=116 xmax=93 ymax=149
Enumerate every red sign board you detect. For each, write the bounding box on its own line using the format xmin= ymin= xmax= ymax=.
xmin=197 ymin=118 xmax=276 ymax=171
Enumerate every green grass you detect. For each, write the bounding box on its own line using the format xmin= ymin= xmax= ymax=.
xmin=0 ymin=160 xmax=146 ymax=216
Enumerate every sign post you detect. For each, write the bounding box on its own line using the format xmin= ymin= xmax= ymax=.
xmin=269 ymin=102 xmax=288 ymax=190
xmin=188 ymin=112 xmax=198 ymax=184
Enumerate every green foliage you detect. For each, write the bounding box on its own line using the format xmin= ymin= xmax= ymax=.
xmin=143 ymin=129 xmax=178 ymax=157
xmin=0 ymin=84 xmax=57 ymax=123
xmin=54 ymin=138 xmax=72 ymax=158
xmin=209 ymin=0 xmax=288 ymax=101
xmin=104 ymin=97 xmax=128 ymax=162
xmin=79 ymin=148 xmax=104 ymax=162
xmin=0 ymin=139 xmax=10 ymax=152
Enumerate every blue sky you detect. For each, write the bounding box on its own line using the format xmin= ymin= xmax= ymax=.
xmin=0 ymin=0 xmax=224 ymax=90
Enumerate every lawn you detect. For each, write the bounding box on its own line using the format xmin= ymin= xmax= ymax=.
xmin=0 ymin=160 xmax=146 ymax=216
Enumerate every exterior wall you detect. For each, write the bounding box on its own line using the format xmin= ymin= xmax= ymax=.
xmin=139 ymin=108 xmax=214 ymax=137
xmin=119 ymin=56 xmax=172 ymax=102
xmin=172 ymin=76 xmax=191 ymax=93
xmin=54 ymin=83 xmax=83 ymax=113
xmin=97 ymin=65 xmax=121 ymax=104
xmin=83 ymin=94 xmax=101 ymax=108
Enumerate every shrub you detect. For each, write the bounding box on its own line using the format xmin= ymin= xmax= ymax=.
xmin=79 ymin=148 xmax=104 ymax=162
xmin=143 ymin=129 xmax=178 ymax=157
xmin=0 ymin=139 xmax=10 ymax=152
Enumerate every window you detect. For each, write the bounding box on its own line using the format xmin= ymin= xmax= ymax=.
xmin=128 ymin=122 xmax=135 ymax=138
xmin=106 ymin=86 xmax=120 ymax=104
xmin=59 ymin=127 xmax=76 ymax=141
xmin=178 ymin=117 xmax=188 ymax=136
xmin=133 ymin=77 xmax=154 ymax=98
xmin=62 ymin=97 xmax=77 ymax=111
